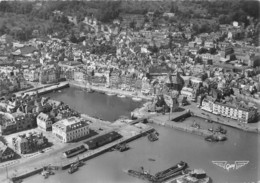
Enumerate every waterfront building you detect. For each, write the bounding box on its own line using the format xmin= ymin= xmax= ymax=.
xmin=23 ymin=69 xmax=39 ymax=82
xmin=52 ymin=117 xmax=90 ymax=143
xmin=13 ymin=132 xmax=49 ymax=154
xmin=37 ymin=112 xmax=52 ymax=131
xmin=0 ymin=141 xmax=15 ymax=162
xmin=201 ymin=96 xmax=258 ymax=123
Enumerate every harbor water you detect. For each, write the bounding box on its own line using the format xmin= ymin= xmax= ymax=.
xmin=25 ymin=87 xmax=260 ymax=183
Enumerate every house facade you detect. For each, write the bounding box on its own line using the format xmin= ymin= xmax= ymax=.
xmin=52 ymin=117 xmax=90 ymax=143
xmin=37 ymin=112 xmax=52 ymax=131
xmin=201 ymin=97 xmax=257 ymax=123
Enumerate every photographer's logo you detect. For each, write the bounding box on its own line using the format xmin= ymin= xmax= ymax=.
xmin=212 ymin=161 xmax=249 ymax=171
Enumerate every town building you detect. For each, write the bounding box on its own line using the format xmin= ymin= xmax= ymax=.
xmin=52 ymin=117 xmax=90 ymax=143
xmin=37 ymin=112 xmax=52 ymax=131
xmin=0 ymin=112 xmax=35 ymax=135
xmin=0 ymin=141 xmax=15 ymax=162
xmin=13 ymin=132 xmax=49 ymax=154
xmin=201 ymin=96 xmax=258 ymax=123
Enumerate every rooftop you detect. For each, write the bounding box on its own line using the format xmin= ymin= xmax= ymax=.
xmin=53 ymin=116 xmax=88 ymax=132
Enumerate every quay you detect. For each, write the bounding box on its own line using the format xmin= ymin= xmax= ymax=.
xmin=132 ymin=101 xmax=260 ymax=134
xmin=148 ymin=115 xmax=213 ymax=138
xmin=69 ymin=81 xmax=153 ymax=101
xmin=10 ymin=120 xmax=154 ymax=182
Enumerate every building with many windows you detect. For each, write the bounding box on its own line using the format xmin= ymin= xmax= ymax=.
xmin=52 ymin=117 xmax=90 ymax=143
xmin=201 ymin=96 xmax=258 ymax=123
xmin=37 ymin=112 xmax=52 ymax=131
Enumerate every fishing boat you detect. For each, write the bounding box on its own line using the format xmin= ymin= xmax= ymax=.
xmin=117 ymin=94 xmax=126 ymax=98
xmin=132 ymin=97 xmax=142 ymax=101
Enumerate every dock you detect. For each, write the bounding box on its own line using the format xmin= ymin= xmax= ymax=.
xmin=11 ymin=123 xmax=154 ymax=182
xmin=69 ymin=81 xmax=153 ymax=101
xmin=149 ymin=116 xmax=213 ymax=138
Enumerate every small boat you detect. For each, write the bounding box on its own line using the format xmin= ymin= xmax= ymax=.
xmin=215 ymin=126 xmax=227 ymax=134
xmin=58 ymin=90 xmax=61 ymax=93
xmin=191 ymin=122 xmax=200 ymax=129
xmin=117 ymin=94 xmax=126 ymax=98
xmin=41 ymin=170 xmax=49 ymax=179
xmin=148 ymin=132 xmax=158 ymax=142
xmin=205 ymin=136 xmax=218 ymax=142
xmin=68 ymin=164 xmax=78 ymax=174
xmin=132 ymin=97 xmax=142 ymax=101
xmin=148 ymin=158 xmax=156 ymax=161
xmin=208 ymin=128 xmax=214 ymax=132
xmin=106 ymin=92 xmax=116 ymax=96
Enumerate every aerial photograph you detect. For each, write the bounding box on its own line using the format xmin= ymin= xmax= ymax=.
xmin=0 ymin=1 xmax=259 ymax=183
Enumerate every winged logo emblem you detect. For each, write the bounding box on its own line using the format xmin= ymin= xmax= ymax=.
xmin=235 ymin=161 xmax=249 ymax=170
xmin=212 ymin=161 xmax=249 ymax=171
xmin=212 ymin=161 xmax=227 ymax=169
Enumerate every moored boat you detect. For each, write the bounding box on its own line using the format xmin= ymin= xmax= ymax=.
xmin=106 ymin=92 xmax=116 ymax=96
xmin=117 ymin=94 xmax=126 ymax=98
xmin=132 ymin=97 xmax=142 ymax=101
xmin=127 ymin=169 xmax=156 ymax=182
xmin=176 ymin=169 xmax=210 ymax=183
xmin=155 ymin=161 xmax=187 ymax=179
xmin=68 ymin=164 xmax=78 ymax=174
xmin=148 ymin=132 xmax=158 ymax=142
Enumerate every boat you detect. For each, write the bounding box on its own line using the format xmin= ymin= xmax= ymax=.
xmin=215 ymin=126 xmax=227 ymax=134
xmin=205 ymin=134 xmax=227 ymax=142
xmin=148 ymin=132 xmax=158 ymax=142
xmin=127 ymin=169 xmax=156 ymax=182
xmin=68 ymin=157 xmax=84 ymax=174
xmin=132 ymin=97 xmax=142 ymax=101
xmin=106 ymin=92 xmax=116 ymax=96
xmin=41 ymin=170 xmax=50 ymax=179
xmin=148 ymin=158 xmax=156 ymax=162
xmin=205 ymin=136 xmax=218 ymax=142
xmin=114 ymin=143 xmax=130 ymax=152
xmin=68 ymin=164 xmax=78 ymax=174
xmin=86 ymin=88 xmax=94 ymax=93
xmin=58 ymin=90 xmax=61 ymax=93
xmin=155 ymin=161 xmax=187 ymax=179
xmin=191 ymin=122 xmax=200 ymax=129
xmin=208 ymin=128 xmax=214 ymax=132
xmin=117 ymin=94 xmax=126 ymax=98
xmin=176 ymin=169 xmax=210 ymax=183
